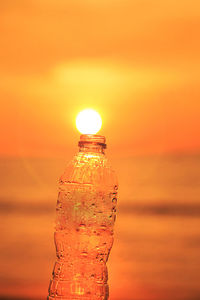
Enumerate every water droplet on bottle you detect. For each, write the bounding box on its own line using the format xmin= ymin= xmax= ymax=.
xmin=81 ymin=251 xmax=88 ymax=257
xmin=79 ymin=223 xmax=86 ymax=229
xmin=100 ymin=225 xmax=106 ymax=231
xmin=112 ymin=207 xmax=116 ymax=213
xmin=112 ymin=197 xmax=117 ymax=203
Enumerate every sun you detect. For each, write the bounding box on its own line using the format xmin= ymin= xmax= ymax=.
xmin=76 ymin=109 xmax=102 ymax=134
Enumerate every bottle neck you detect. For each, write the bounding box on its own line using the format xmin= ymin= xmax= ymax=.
xmin=78 ymin=134 xmax=106 ymax=154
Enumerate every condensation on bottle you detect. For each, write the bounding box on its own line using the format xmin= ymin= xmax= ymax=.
xmin=48 ymin=134 xmax=118 ymax=300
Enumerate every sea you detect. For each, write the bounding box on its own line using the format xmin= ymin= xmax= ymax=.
xmin=0 ymin=154 xmax=200 ymax=300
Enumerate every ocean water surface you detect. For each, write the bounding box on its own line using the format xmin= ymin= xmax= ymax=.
xmin=0 ymin=154 xmax=200 ymax=300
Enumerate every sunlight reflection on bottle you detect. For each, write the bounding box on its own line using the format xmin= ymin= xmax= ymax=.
xmin=70 ymin=274 xmax=85 ymax=296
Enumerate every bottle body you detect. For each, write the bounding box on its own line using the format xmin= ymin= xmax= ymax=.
xmin=48 ymin=135 xmax=118 ymax=300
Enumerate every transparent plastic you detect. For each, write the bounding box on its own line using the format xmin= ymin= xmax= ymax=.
xmin=48 ymin=134 xmax=118 ymax=300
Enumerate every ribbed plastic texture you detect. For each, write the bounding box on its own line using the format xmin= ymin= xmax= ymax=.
xmin=48 ymin=135 xmax=118 ymax=300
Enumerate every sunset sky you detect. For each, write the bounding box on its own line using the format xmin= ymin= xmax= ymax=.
xmin=1 ymin=0 xmax=200 ymax=157
xmin=1 ymin=2 xmax=200 ymax=300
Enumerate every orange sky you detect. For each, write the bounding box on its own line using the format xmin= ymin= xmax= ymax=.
xmin=1 ymin=0 xmax=200 ymax=157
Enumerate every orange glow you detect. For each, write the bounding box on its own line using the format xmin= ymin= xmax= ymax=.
xmin=0 ymin=1 xmax=200 ymax=158
xmin=1 ymin=1 xmax=200 ymax=300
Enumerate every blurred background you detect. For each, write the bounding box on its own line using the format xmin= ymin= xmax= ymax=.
xmin=0 ymin=0 xmax=200 ymax=299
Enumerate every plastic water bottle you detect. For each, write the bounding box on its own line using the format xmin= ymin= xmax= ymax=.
xmin=48 ymin=134 xmax=118 ymax=300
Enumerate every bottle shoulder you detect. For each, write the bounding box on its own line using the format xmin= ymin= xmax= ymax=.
xmin=60 ymin=152 xmax=118 ymax=187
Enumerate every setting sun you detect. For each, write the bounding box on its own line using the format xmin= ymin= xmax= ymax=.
xmin=76 ymin=109 xmax=102 ymax=134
